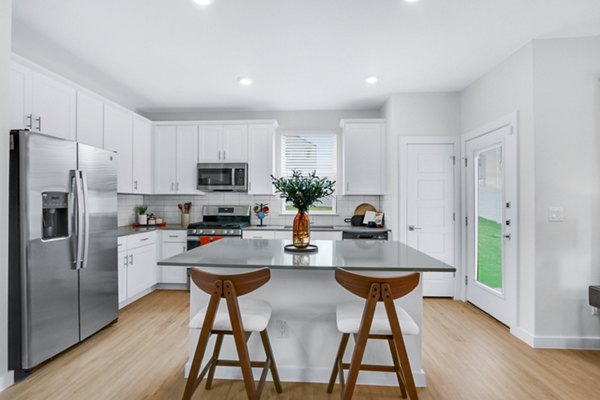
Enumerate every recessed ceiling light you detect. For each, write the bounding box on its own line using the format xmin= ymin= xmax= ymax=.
xmin=365 ymin=76 xmax=378 ymax=84
xmin=405 ymin=0 xmax=421 ymax=3
xmin=193 ymin=0 xmax=213 ymax=6
xmin=238 ymin=77 xmax=253 ymax=86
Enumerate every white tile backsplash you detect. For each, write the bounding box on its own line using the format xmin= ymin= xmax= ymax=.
xmin=118 ymin=194 xmax=144 ymax=226
xmin=133 ymin=193 xmax=383 ymax=227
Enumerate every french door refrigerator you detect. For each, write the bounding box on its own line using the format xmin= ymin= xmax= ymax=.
xmin=8 ymin=130 xmax=118 ymax=378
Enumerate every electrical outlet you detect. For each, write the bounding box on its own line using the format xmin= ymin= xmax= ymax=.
xmin=275 ymin=320 xmax=288 ymax=338
xmin=548 ymin=206 xmax=564 ymax=222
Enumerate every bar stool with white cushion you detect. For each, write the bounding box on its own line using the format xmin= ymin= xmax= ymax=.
xmin=327 ymin=268 xmax=421 ymax=400
xmin=183 ymin=267 xmax=282 ymax=400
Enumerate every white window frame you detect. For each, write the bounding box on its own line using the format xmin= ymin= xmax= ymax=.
xmin=277 ymin=130 xmax=339 ymax=215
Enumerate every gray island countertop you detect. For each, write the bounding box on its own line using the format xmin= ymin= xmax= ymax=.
xmin=158 ymin=238 xmax=455 ymax=272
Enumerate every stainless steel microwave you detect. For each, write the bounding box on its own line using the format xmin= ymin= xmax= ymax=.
xmin=197 ymin=163 xmax=248 ymax=192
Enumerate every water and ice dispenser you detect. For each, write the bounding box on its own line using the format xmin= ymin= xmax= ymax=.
xmin=41 ymin=192 xmax=69 ymax=240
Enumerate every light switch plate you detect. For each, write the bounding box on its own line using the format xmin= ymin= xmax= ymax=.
xmin=548 ymin=206 xmax=564 ymax=222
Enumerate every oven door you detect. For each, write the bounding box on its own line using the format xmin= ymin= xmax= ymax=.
xmin=187 ymin=236 xmax=201 ymax=251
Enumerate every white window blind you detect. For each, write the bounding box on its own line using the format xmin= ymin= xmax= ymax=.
xmin=280 ymin=132 xmax=337 ymax=214
xmin=281 ymin=133 xmax=337 ymax=179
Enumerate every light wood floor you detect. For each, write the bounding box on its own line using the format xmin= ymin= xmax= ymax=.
xmin=2 ymin=290 xmax=600 ymax=399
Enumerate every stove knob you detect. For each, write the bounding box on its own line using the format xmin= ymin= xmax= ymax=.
xmin=209 ymin=230 xmax=215 ymax=235
xmin=192 ymin=229 xmax=197 ymax=234
xmin=197 ymin=230 xmax=203 ymax=234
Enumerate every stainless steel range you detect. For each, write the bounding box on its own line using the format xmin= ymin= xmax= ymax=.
xmin=187 ymin=205 xmax=251 ymax=250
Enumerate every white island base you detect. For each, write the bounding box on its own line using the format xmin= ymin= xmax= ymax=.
xmin=184 ymin=269 xmax=426 ymax=388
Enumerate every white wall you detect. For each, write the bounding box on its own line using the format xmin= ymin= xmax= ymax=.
xmin=461 ymin=43 xmax=537 ymax=336
xmin=0 ymin=0 xmax=13 ymax=391
xmin=143 ymin=109 xmax=380 ymax=130
xmin=380 ymin=93 xmax=461 ymax=240
xmin=532 ymin=37 xmax=600 ymax=341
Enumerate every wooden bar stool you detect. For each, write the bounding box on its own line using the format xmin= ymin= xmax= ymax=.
xmin=182 ymin=267 xmax=283 ymax=400
xmin=327 ymin=268 xmax=421 ymax=400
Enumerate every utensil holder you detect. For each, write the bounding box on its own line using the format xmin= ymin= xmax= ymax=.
xmin=181 ymin=213 xmax=190 ymax=227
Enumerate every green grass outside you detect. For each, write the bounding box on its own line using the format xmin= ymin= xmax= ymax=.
xmin=477 ymin=216 xmax=503 ymax=289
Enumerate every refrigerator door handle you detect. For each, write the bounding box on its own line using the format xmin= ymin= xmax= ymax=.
xmin=74 ymin=170 xmax=85 ymax=269
xmin=70 ymin=171 xmax=79 ymax=267
xmin=80 ymin=171 xmax=90 ymax=269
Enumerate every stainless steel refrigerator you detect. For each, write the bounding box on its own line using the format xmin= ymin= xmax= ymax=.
xmin=8 ymin=130 xmax=118 ymax=378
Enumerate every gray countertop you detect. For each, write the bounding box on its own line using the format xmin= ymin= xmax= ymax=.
xmin=243 ymin=225 xmax=391 ymax=233
xmin=118 ymin=224 xmax=187 ymax=237
xmin=158 ymin=238 xmax=455 ymax=272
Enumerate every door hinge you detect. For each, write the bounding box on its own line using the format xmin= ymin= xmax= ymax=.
xmin=465 ymin=275 xmax=469 ymax=285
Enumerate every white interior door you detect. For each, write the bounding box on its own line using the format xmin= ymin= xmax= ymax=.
xmin=406 ymin=143 xmax=456 ymax=297
xmin=464 ymin=125 xmax=517 ymax=327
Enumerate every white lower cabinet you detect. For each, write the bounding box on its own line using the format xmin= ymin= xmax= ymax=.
xmin=160 ymin=231 xmax=188 ymax=284
xmin=243 ymin=230 xmax=343 ymax=241
xmin=118 ymin=232 xmax=157 ymax=308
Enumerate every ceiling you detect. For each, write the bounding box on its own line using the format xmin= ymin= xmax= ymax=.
xmin=11 ymin=0 xmax=600 ymax=112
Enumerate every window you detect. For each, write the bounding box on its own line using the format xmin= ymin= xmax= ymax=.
xmin=280 ymin=132 xmax=338 ymax=214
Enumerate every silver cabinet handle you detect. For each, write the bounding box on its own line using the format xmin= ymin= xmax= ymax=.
xmin=183 ymin=246 xmax=187 ymax=252
xmin=249 ymin=182 xmax=252 ymax=192
xmin=35 ymin=116 xmax=41 ymax=131
xmin=223 ymin=151 xmax=226 ymax=160
xmin=134 ymin=180 xmax=138 ymax=190
xmin=26 ymin=114 xmax=33 ymax=129
xmin=171 ymin=182 xmax=175 ymax=192
xmin=140 ymin=238 xmax=149 ymax=242
xmin=129 ymin=254 xmax=133 ymax=264
xmin=168 ymin=235 xmax=178 ymax=238
xmin=346 ymin=182 xmax=350 ymax=192
xmin=176 ymin=182 xmax=180 ymax=191
xmin=124 ymin=255 xmax=129 ymax=266
xmin=218 ymin=151 xmax=221 ymax=160
xmin=408 ymin=225 xmax=422 ymax=231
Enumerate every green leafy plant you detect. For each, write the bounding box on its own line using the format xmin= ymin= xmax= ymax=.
xmin=271 ymin=170 xmax=336 ymax=212
xmin=135 ymin=205 xmax=148 ymax=215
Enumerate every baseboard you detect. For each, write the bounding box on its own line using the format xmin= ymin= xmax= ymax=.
xmin=0 ymin=371 xmax=14 ymax=392
xmin=511 ymin=327 xmax=600 ymax=349
xmin=184 ymin=361 xmax=427 ymax=387
xmin=155 ymin=283 xmax=188 ymax=291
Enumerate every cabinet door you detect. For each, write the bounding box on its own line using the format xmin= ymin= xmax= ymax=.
xmin=222 ymin=125 xmax=248 ymax=162
xmin=176 ymin=125 xmax=200 ymax=194
xmin=104 ymin=104 xmax=133 ymax=193
xmin=132 ymin=117 xmax=153 ymax=193
xmin=118 ymin=251 xmax=128 ymax=305
xmin=248 ymin=124 xmax=275 ymax=195
xmin=160 ymin=242 xmax=188 ymax=284
xmin=198 ymin=125 xmax=223 ymax=162
xmin=9 ymin=62 xmax=32 ymax=130
xmin=76 ymin=91 xmax=104 ymax=148
xmin=127 ymin=244 xmax=156 ymax=298
xmin=242 ymin=230 xmax=276 ymax=239
xmin=154 ymin=126 xmax=177 ymax=194
xmin=31 ymin=71 xmax=76 ymax=140
xmin=343 ymin=123 xmax=385 ymax=195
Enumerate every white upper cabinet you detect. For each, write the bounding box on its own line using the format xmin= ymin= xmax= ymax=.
xmin=247 ymin=124 xmax=276 ymax=195
xmin=341 ymin=119 xmax=386 ymax=195
xmin=198 ymin=124 xmax=248 ymax=162
xmin=104 ymin=104 xmax=134 ymax=193
xmin=9 ymin=62 xmax=32 ymax=130
xmin=76 ymin=91 xmax=104 ymax=148
xmin=154 ymin=125 xmax=202 ymax=195
xmin=222 ymin=125 xmax=248 ymax=162
xmin=132 ymin=117 xmax=153 ymax=194
xmin=31 ymin=71 xmax=77 ymax=140
xmin=10 ymin=60 xmax=76 ymax=140
xmin=177 ymin=125 xmax=200 ymax=194
xmin=154 ymin=126 xmax=178 ymax=194
xmin=198 ymin=125 xmax=223 ymax=162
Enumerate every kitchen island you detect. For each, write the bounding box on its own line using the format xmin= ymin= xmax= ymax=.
xmin=158 ymin=238 xmax=455 ymax=387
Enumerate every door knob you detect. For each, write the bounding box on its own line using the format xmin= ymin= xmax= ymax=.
xmin=408 ymin=225 xmax=422 ymax=231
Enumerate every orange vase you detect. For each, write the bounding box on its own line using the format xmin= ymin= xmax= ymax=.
xmin=293 ymin=210 xmax=310 ymax=248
